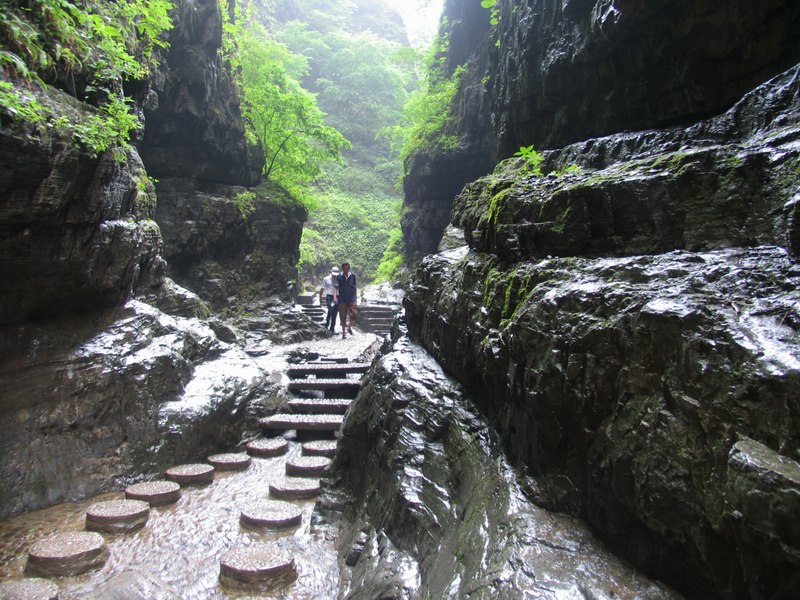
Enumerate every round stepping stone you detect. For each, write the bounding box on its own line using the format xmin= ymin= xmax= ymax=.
xmin=269 ymin=477 xmax=321 ymax=500
xmin=240 ymin=500 xmax=303 ymax=529
xmin=246 ymin=437 xmax=289 ymax=458
xmin=165 ymin=463 xmax=214 ymax=486
xmin=125 ymin=480 xmax=181 ymax=507
xmin=302 ymin=439 xmax=337 ymax=458
xmin=285 ymin=455 xmax=331 ymax=477
xmin=85 ymin=499 xmax=150 ymax=533
xmin=207 ymin=452 xmax=251 ymax=472
xmin=219 ymin=545 xmax=297 ymax=589
xmin=0 ymin=578 xmax=59 ymax=599
xmin=26 ymin=531 xmax=109 ymax=577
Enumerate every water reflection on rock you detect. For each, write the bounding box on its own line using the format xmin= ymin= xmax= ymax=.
xmin=323 ymin=331 xmax=684 ymax=599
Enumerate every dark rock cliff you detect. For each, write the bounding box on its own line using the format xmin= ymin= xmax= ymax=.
xmin=402 ymin=0 xmax=800 ymax=265
xmin=0 ymin=0 xmax=306 ymax=517
xmin=403 ymin=64 xmax=800 ymax=599
xmin=139 ymin=0 xmax=305 ymax=307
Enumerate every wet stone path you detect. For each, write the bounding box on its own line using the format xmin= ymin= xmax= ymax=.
xmin=0 ymin=330 xmax=381 ymax=599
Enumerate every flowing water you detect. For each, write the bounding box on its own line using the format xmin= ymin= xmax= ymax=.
xmin=0 ymin=441 xmax=339 ymax=599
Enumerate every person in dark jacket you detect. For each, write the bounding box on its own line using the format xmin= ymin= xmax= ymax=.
xmin=336 ymin=262 xmax=357 ymax=339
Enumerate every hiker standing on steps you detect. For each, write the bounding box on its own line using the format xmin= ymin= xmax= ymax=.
xmin=319 ymin=265 xmax=340 ymax=333
xmin=336 ymin=262 xmax=357 ymax=339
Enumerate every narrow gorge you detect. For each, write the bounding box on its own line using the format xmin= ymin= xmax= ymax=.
xmin=1 ymin=0 xmax=798 ymax=599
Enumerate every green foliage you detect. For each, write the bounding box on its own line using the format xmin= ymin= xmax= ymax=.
xmin=234 ymin=190 xmax=257 ymax=219
xmin=373 ymin=226 xmax=405 ymax=283
xmin=379 ymin=28 xmax=465 ymax=176
xmin=481 ymin=0 xmax=500 ymax=25
xmin=298 ymin=165 xmax=402 ymax=284
xmin=221 ymin=3 xmax=350 ymax=203
xmin=514 ymin=144 xmax=544 ymax=176
xmin=0 ymin=0 xmax=173 ymax=155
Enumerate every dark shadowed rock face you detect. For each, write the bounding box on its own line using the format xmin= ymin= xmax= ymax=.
xmin=0 ymin=96 xmax=164 ymax=327
xmin=401 ymin=0 xmax=497 ymax=262
xmin=491 ymin=0 xmax=800 ymax=155
xmin=402 ymin=66 xmax=800 ymax=600
xmin=453 ymin=65 xmax=800 ymax=262
xmin=138 ymin=0 xmax=261 ymax=186
xmin=137 ymin=0 xmax=305 ymax=306
xmin=319 ymin=333 xmax=682 ymax=599
xmin=154 ymin=179 xmax=306 ymax=308
xmin=402 ymin=0 xmax=800 ymax=267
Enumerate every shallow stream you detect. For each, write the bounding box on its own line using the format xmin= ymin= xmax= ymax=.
xmin=0 ymin=441 xmax=338 ymax=599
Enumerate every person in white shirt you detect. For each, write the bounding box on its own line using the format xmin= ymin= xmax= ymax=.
xmin=319 ymin=266 xmax=340 ymax=333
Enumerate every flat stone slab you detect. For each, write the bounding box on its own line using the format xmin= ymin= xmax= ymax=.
xmin=269 ymin=477 xmax=321 ymax=500
xmin=26 ymin=531 xmax=109 ymax=577
xmin=285 ymin=455 xmax=332 ymax=477
xmin=86 ymin=499 xmax=150 ymax=533
xmin=287 ymin=398 xmax=351 ymax=414
xmin=260 ymin=413 xmax=344 ymax=432
xmin=219 ymin=545 xmax=298 ymax=589
xmin=246 ymin=437 xmax=290 ymax=457
xmin=207 ymin=452 xmax=252 ymax=471
xmin=165 ymin=463 xmax=215 ymax=486
xmin=0 ymin=578 xmax=59 ymax=599
xmin=125 ymin=480 xmax=181 ymax=507
xmin=286 ymin=362 xmax=370 ymax=378
xmin=240 ymin=500 xmax=303 ymax=529
xmin=287 ymin=378 xmax=362 ymax=392
xmin=302 ymin=440 xmax=338 ymax=457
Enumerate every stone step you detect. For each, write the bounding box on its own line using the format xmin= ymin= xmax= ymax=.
xmin=240 ymin=500 xmax=303 ymax=530
xmin=165 ymin=463 xmax=215 ymax=486
xmin=286 ymin=456 xmax=332 ymax=477
xmin=287 ymin=398 xmax=351 ymax=414
xmin=26 ymin=532 xmax=109 ymax=577
xmin=85 ymin=499 xmax=150 ymax=534
xmin=246 ymin=437 xmax=290 ymax=457
xmin=286 ymin=362 xmax=370 ymax=378
xmin=269 ymin=477 xmax=321 ymax=500
xmin=125 ymin=480 xmax=181 ymax=507
xmin=302 ymin=440 xmax=338 ymax=458
xmin=0 ymin=578 xmax=59 ymax=600
xmin=287 ymin=378 xmax=362 ymax=392
xmin=260 ymin=413 xmax=344 ymax=432
xmin=362 ymin=317 xmax=394 ymax=325
xmin=219 ymin=545 xmax=298 ymax=589
xmin=358 ymin=305 xmax=397 ymax=314
xmin=208 ymin=452 xmax=252 ymax=472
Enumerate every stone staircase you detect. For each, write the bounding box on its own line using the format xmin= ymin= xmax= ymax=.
xmin=3 ymin=354 xmax=368 ymax=597
xmin=296 ymin=294 xmax=326 ymax=325
xmin=259 ymin=359 xmax=365 ymax=433
xmin=357 ymin=304 xmax=398 ymax=337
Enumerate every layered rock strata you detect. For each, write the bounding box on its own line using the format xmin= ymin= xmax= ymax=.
xmin=402 ymin=66 xmax=800 ymax=598
xmin=402 ymin=0 xmax=800 ymax=267
xmin=139 ymin=0 xmax=304 ymax=306
xmin=320 ymin=333 xmax=682 ymax=599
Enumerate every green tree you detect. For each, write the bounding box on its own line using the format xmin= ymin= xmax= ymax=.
xmin=223 ymin=11 xmax=349 ymax=200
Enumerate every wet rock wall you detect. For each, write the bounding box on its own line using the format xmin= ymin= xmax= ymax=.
xmin=402 ymin=68 xmax=800 ymax=599
xmin=139 ymin=0 xmax=305 ymax=307
xmin=0 ymin=300 xmax=275 ymax=520
xmin=401 ymin=0 xmax=800 ymax=267
xmin=321 ymin=333 xmax=682 ymax=599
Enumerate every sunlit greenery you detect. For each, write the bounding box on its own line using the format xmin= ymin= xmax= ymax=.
xmin=379 ymin=24 xmax=464 ymax=176
xmin=221 ymin=2 xmax=350 ymax=204
xmin=259 ymin=0 xmax=419 ymax=288
xmin=0 ymin=0 xmax=173 ymax=156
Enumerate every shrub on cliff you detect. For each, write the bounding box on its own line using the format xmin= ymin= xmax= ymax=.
xmin=0 ymin=0 xmax=173 ymax=156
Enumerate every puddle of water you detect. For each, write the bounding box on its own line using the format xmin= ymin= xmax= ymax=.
xmin=0 ymin=443 xmax=339 ymax=599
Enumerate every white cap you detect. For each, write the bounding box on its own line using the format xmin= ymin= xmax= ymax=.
xmin=331 ymin=266 xmax=340 ymax=275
